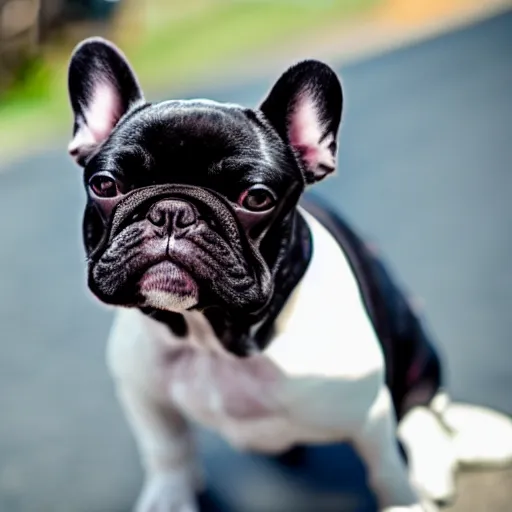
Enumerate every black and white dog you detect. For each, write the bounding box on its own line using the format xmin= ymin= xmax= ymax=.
xmin=67 ymin=38 xmax=512 ymax=512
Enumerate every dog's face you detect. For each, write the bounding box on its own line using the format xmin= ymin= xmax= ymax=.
xmin=67 ymin=38 xmax=343 ymax=318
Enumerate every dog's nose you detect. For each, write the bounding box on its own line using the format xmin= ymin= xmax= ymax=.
xmin=146 ymin=199 xmax=197 ymax=231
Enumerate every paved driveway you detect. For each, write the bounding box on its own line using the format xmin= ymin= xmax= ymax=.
xmin=1 ymin=9 xmax=511 ymax=512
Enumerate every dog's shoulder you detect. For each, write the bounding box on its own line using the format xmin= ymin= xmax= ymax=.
xmin=264 ymin=204 xmax=385 ymax=380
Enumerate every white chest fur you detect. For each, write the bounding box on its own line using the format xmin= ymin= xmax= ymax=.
xmin=107 ymin=209 xmax=385 ymax=453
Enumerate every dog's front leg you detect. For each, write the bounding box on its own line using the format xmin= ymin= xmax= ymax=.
xmin=116 ymin=382 xmax=201 ymax=512
xmin=353 ymin=386 xmax=437 ymax=512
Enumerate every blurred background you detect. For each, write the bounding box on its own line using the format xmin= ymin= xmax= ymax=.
xmin=1 ymin=1 xmax=512 ymax=511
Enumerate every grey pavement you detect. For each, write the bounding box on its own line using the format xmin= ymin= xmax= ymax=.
xmin=1 ymin=9 xmax=512 ymax=512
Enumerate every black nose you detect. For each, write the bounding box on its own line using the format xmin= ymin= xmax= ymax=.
xmin=146 ymin=199 xmax=198 ymax=231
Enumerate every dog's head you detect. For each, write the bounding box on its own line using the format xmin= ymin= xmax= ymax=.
xmin=67 ymin=38 xmax=343 ymax=320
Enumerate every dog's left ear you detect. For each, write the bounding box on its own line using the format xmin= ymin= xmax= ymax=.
xmin=260 ymin=60 xmax=343 ymax=184
xmin=67 ymin=37 xmax=144 ymax=166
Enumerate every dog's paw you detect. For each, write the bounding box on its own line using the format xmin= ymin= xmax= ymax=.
xmin=135 ymin=473 xmax=199 ymax=512
xmin=398 ymin=407 xmax=458 ymax=505
xmin=442 ymin=402 xmax=512 ymax=468
xmin=382 ymin=500 xmax=438 ymax=512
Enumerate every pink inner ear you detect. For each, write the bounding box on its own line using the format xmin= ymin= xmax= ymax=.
xmin=85 ymin=82 xmax=122 ymax=142
xmin=68 ymin=82 xmax=122 ymax=159
xmin=288 ymin=94 xmax=335 ymax=176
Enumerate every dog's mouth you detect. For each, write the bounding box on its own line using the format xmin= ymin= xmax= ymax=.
xmin=139 ymin=260 xmax=199 ymax=312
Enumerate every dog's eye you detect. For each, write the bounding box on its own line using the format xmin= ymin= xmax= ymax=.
xmin=239 ymin=185 xmax=276 ymax=212
xmin=89 ymin=173 xmax=120 ymax=198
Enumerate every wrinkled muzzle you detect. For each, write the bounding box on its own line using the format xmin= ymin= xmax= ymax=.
xmin=87 ymin=184 xmax=274 ymax=316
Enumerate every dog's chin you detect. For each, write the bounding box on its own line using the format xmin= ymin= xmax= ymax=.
xmin=139 ymin=261 xmax=199 ymax=312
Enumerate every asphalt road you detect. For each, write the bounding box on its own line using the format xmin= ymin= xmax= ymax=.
xmin=1 ymin=9 xmax=512 ymax=512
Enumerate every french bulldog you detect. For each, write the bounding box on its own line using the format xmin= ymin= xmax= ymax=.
xmin=67 ymin=37 xmax=512 ymax=512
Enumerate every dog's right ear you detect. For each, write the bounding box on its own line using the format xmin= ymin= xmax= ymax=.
xmin=67 ymin=37 xmax=144 ymax=166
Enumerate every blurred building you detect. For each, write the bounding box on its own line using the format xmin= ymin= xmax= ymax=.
xmin=0 ymin=0 xmax=38 ymax=91
xmin=0 ymin=0 xmax=119 ymax=94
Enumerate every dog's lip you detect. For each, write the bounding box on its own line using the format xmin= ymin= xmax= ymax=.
xmin=139 ymin=260 xmax=198 ymax=295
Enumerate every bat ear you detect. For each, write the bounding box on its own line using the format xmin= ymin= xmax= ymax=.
xmin=260 ymin=60 xmax=343 ymax=184
xmin=67 ymin=37 xmax=144 ymax=166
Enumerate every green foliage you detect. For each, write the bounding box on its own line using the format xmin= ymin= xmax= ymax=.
xmin=1 ymin=55 xmax=53 ymax=103
xmin=0 ymin=0 xmax=377 ymax=160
